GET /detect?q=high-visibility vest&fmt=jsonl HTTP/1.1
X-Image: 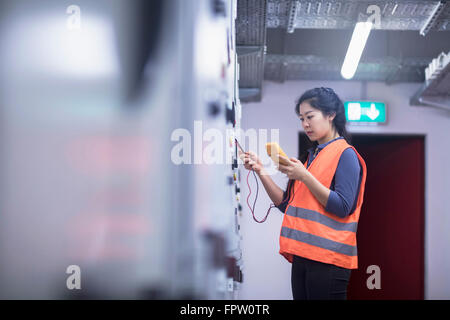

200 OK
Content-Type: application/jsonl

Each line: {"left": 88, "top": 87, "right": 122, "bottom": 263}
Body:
{"left": 279, "top": 138, "right": 367, "bottom": 269}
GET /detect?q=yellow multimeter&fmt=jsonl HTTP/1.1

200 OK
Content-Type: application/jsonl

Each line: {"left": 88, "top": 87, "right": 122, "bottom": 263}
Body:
{"left": 265, "top": 142, "right": 290, "bottom": 165}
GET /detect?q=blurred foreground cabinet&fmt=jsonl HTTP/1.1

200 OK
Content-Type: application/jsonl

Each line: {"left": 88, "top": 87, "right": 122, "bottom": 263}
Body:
{"left": 0, "top": 0, "right": 243, "bottom": 299}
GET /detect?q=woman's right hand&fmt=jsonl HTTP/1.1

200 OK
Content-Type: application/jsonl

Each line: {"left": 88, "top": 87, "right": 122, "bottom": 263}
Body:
{"left": 240, "top": 151, "right": 264, "bottom": 174}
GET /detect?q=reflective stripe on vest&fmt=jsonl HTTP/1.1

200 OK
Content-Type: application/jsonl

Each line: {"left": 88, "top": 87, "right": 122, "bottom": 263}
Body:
{"left": 281, "top": 226, "right": 357, "bottom": 256}
{"left": 285, "top": 206, "right": 358, "bottom": 233}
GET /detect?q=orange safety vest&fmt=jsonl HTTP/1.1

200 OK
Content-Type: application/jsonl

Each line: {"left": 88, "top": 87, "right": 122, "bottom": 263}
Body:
{"left": 279, "top": 138, "right": 367, "bottom": 269}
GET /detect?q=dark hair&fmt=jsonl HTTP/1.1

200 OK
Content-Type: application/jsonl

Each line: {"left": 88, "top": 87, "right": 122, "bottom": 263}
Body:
{"left": 281, "top": 87, "right": 351, "bottom": 208}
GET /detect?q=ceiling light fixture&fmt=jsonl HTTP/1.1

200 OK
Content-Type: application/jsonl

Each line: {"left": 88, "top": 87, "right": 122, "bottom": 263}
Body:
{"left": 340, "top": 21, "right": 373, "bottom": 80}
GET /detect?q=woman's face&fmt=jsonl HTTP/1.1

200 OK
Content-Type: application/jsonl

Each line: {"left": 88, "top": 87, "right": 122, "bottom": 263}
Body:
{"left": 299, "top": 101, "right": 336, "bottom": 143}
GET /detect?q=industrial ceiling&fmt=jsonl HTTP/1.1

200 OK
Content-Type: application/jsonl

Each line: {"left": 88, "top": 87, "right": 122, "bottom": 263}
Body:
{"left": 236, "top": 0, "right": 450, "bottom": 108}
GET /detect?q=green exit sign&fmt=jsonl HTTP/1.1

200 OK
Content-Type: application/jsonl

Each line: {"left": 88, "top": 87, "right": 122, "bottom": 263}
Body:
{"left": 344, "top": 101, "right": 387, "bottom": 123}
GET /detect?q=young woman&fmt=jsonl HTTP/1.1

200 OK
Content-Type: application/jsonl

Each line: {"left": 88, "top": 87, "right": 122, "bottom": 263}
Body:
{"left": 242, "top": 87, "right": 367, "bottom": 300}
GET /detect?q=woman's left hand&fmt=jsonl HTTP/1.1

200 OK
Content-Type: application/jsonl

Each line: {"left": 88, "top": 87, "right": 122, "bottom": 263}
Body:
{"left": 277, "top": 156, "right": 309, "bottom": 181}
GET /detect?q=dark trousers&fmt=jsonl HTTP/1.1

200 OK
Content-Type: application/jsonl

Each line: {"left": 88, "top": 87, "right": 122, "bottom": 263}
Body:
{"left": 291, "top": 255, "right": 352, "bottom": 300}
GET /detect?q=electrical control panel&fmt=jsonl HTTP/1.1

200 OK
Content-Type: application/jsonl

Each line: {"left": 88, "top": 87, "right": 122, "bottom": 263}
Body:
{"left": 0, "top": 0, "right": 244, "bottom": 299}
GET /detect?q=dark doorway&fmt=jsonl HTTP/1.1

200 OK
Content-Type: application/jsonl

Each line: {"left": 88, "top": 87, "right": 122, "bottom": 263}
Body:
{"left": 298, "top": 133, "right": 425, "bottom": 299}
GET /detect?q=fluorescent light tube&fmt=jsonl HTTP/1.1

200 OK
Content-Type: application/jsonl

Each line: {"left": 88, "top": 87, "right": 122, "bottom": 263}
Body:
{"left": 341, "top": 21, "right": 373, "bottom": 80}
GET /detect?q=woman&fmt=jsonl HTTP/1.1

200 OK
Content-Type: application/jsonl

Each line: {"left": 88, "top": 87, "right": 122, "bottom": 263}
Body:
{"left": 242, "top": 87, "right": 367, "bottom": 300}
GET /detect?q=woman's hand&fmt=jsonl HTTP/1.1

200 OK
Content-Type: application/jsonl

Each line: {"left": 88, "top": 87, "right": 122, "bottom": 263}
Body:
{"left": 240, "top": 151, "right": 264, "bottom": 175}
{"left": 277, "top": 156, "right": 309, "bottom": 181}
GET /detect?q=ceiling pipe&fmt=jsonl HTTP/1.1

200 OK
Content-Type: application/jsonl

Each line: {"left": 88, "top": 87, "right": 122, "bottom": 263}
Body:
{"left": 287, "top": 0, "right": 300, "bottom": 33}
{"left": 420, "top": 0, "right": 447, "bottom": 36}
{"left": 418, "top": 97, "right": 450, "bottom": 111}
